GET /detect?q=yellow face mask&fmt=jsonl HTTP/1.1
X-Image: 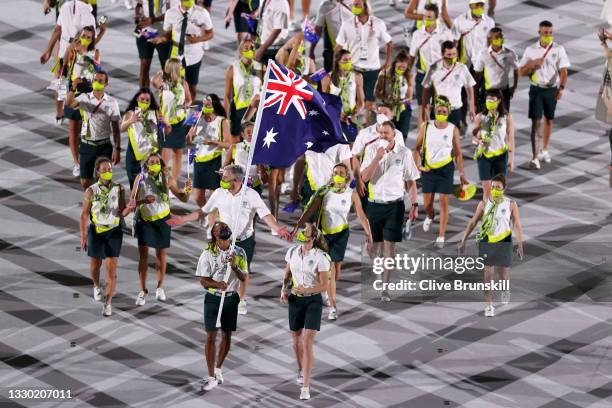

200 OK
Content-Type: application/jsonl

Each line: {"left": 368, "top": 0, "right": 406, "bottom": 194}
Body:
{"left": 297, "top": 231, "right": 311, "bottom": 243}
{"left": 332, "top": 174, "right": 346, "bottom": 185}
{"left": 491, "top": 187, "right": 504, "bottom": 202}
{"left": 99, "top": 171, "right": 112, "bottom": 181}
{"left": 339, "top": 61, "right": 352, "bottom": 72}
{"left": 351, "top": 6, "right": 363, "bottom": 16}
{"left": 540, "top": 34, "right": 553, "bottom": 46}
{"left": 148, "top": 163, "right": 161, "bottom": 174}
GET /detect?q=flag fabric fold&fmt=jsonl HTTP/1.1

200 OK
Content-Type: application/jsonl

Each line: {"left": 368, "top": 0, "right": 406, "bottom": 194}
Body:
{"left": 251, "top": 60, "right": 346, "bottom": 168}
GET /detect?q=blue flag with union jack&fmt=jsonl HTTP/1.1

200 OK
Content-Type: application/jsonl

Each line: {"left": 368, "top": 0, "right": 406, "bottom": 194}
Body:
{"left": 251, "top": 60, "right": 346, "bottom": 168}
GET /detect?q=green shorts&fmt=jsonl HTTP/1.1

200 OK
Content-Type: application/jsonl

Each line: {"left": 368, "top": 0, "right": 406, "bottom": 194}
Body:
{"left": 87, "top": 224, "right": 122, "bottom": 259}
{"left": 528, "top": 85, "right": 558, "bottom": 120}
{"left": 193, "top": 155, "right": 222, "bottom": 190}
{"left": 366, "top": 200, "right": 405, "bottom": 243}
{"left": 356, "top": 68, "right": 380, "bottom": 102}
{"left": 324, "top": 228, "right": 350, "bottom": 262}
{"left": 236, "top": 234, "right": 256, "bottom": 267}
{"left": 288, "top": 293, "right": 323, "bottom": 331}
{"left": 136, "top": 215, "right": 171, "bottom": 249}
{"left": 204, "top": 292, "right": 239, "bottom": 332}
{"left": 479, "top": 235, "right": 512, "bottom": 267}
{"left": 79, "top": 141, "right": 113, "bottom": 180}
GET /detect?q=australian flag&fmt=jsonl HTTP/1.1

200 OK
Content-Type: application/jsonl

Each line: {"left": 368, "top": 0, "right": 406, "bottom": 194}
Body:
{"left": 251, "top": 60, "right": 346, "bottom": 168}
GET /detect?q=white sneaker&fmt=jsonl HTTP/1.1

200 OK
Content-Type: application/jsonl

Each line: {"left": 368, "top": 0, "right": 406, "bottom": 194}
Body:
{"left": 300, "top": 387, "right": 311, "bottom": 400}
{"left": 539, "top": 150, "right": 551, "bottom": 163}
{"left": 102, "top": 303, "right": 112, "bottom": 317}
{"left": 484, "top": 304, "right": 495, "bottom": 317}
{"left": 215, "top": 368, "right": 223, "bottom": 385}
{"left": 135, "top": 290, "right": 146, "bottom": 306}
{"left": 238, "top": 299, "right": 247, "bottom": 315}
{"left": 328, "top": 308, "right": 337, "bottom": 320}
{"left": 529, "top": 158, "right": 541, "bottom": 169}
{"left": 93, "top": 286, "right": 103, "bottom": 302}
{"left": 423, "top": 217, "right": 433, "bottom": 232}
{"left": 296, "top": 370, "right": 304, "bottom": 385}
{"left": 201, "top": 377, "right": 218, "bottom": 391}
{"left": 435, "top": 236, "right": 445, "bottom": 248}
{"left": 156, "top": 287, "right": 167, "bottom": 302}
{"left": 72, "top": 164, "right": 80, "bottom": 177}
{"left": 380, "top": 290, "right": 391, "bottom": 302}
{"left": 501, "top": 290, "right": 510, "bottom": 305}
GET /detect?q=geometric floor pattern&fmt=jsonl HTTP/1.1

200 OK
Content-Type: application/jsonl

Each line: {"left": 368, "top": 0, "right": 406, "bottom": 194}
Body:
{"left": 1, "top": 0, "right": 612, "bottom": 406}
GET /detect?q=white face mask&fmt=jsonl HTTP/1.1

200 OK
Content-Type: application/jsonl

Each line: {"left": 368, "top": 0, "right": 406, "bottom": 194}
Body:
{"left": 376, "top": 113, "right": 389, "bottom": 125}
{"left": 377, "top": 139, "right": 390, "bottom": 150}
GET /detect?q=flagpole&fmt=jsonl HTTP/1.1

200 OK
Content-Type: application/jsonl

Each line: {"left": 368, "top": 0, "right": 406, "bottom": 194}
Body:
{"left": 215, "top": 59, "right": 273, "bottom": 328}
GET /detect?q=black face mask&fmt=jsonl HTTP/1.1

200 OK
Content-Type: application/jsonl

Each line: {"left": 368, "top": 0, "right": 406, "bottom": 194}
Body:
{"left": 217, "top": 225, "right": 232, "bottom": 240}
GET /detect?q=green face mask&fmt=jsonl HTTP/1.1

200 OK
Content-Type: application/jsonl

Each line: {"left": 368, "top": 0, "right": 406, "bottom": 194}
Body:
{"left": 99, "top": 171, "right": 112, "bottom": 181}
{"left": 137, "top": 101, "right": 150, "bottom": 111}
{"left": 351, "top": 6, "right": 363, "bottom": 16}
{"left": 297, "top": 231, "right": 311, "bottom": 243}
{"left": 491, "top": 187, "right": 504, "bottom": 201}
{"left": 242, "top": 49, "right": 254, "bottom": 60}
{"left": 485, "top": 100, "right": 499, "bottom": 111}
{"left": 220, "top": 180, "right": 232, "bottom": 190}
{"left": 92, "top": 80, "right": 105, "bottom": 92}
{"left": 202, "top": 106, "right": 214, "bottom": 115}
{"left": 491, "top": 38, "right": 504, "bottom": 47}
{"left": 424, "top": 19, "right": 435, "bottom": 28}
{"left": 332, "top": 174, "right": 346, "bottom": 185}
{"left": 339, "top": 61, "right": 353, "bottom": 71}
{"left": 80, "top": 37, "right": 92, "bottom": 47}
{"left": 148, "top": 163, "right": 161, "bottom": 174}
{"left": 540, "top": 35, "right": 553, "bottom": 46}
{"left": 444, "top": 57, "right": 457, "bottom": 65}
{"left": 395, "top": 67, "right": 406, "bottom": 76}
{"left": 182, "top": 0, "right": 194, "bottom": 8}
{"left": 471, "top": 7, "right": 484, "bottom": 17}
{"left": 435, "top": 114, "right": 448, "bottom": 122}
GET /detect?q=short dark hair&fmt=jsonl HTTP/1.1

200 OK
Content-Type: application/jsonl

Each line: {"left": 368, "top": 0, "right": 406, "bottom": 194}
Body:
{"left": 333, "top": 162, "right": 350, "bottom": 173}
{"left": 381, "top": 120, "right": 396, "bottom": 130}
{"left": 489, "top": 27, "right": 503, "bottom": 35}
{"left": 96, "top": 70, "right": 109, "bottom": 84}
{"left": 539, "top": 20, "right": 553, "bottom": 28}
{"left": 424, "top": 3, "right": 439, "bottom": 17}
{"left": 441, "top": 40, "right": 457, "bottom": 53}
{"left": 491, "top": 173, "right": 506, "bottom": 188}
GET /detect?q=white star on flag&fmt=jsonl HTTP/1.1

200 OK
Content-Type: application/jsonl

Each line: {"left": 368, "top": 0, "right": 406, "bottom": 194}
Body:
{"left": 308, "top": 110, "right": 319, "bottom": 116}
{"left": 322, "top": 130, "right": 329, "bottom": 136}
{"left": 262, "top": 128, "right": 278, "bottom": 148}
{"left": 305, "top": 141, "right": 313, "bottom": 148}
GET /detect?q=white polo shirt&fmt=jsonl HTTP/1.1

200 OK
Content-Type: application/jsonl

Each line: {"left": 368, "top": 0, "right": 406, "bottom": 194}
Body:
{"left": 202, "top": 186, "right": 271, "bottom": 240}
{"left": 336, "top": 16, "right": 392, "bottom": 71}
{"left": 57, "top": 0, "right": 96, "bottom": 57}
{"left": 195, "top": 244, "right": 248, "bottom": 293}
{"left": 163, "top": 4, "right": 213, "bottom": 66}
{"left": 473, "top": 45, "right": 519, "bottom": 90}
{"left": 360, "top": 141, "right": 420, "bottom": 202}
{"left": 409, "top": 25, "right": 454, "bottom": 74}
{"left": 314, "top": 0, "right": 353, "bottom": 48}
{"left": 304, "top": 144, "right": 352, "bottom": 191}
{"left": 76, "top": 92, "right": 121, "bottom": 142}
{"left": 258, "top": 0, "right": 290, "bottom": 48}
{"left": 285, "top": 246, "right": 331, "bottom": 289}
{"left": 422, "top": 60, "right": 476, "bottom": 109}
{"left": 451, "top": 12, "right": 495, "bottom": 68}
{"left": 519, "top": 41, "right": 570, "bottom": 87}
{"left": 351, "top": 123, "right": 405, "bottom": 158}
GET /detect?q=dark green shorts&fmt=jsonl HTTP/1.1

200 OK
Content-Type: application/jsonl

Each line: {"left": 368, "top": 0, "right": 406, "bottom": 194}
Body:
{"left": 236, "top": 234, "right": 256, "bottom": 267}
{"left": 136, "top": 35, "right": 171, "bottom": 65}
{"left": 204, "top": 292, "right": 239, "bottom": 332}
{"left": 421, "top": 161, "right": 455, "bottom": 194}
{"left": 125, "top": 143, "right": 141, "bottom": 190}
{"left": 160, "top": 123, "right": 187, "bottom": 149}
{"left": 288, "top": 293, "right": 323, "bottom": 331}
{"left": 136, "top": 215, "right": 171, "bottom": 249}
{"left": 64, "top": 106, "right": 82, "bottom": 121}
{"left": 230, "top": 106, "right": 248, "bottom": 136}
{"left": 184, "top": 60, "right": 202, "bottom": 86}
{"left": 415, "top": 71, "right": 427, "bottom": 106}
{"left": 79, "top": 141, "right": 113, "bottom": 180}
{"left": 87, "top": 224, "right": 122, "bottom": 259}
{"left": 366, "top": 200, "right": 405, "bottom": 243}
{"left": 528, "top": 85, "right": 557, "bottom": 120}
{"left": 324, "top": 228, "right": 350, "bottom": 262}
{"left": 477, "top": 152, "right": 507, "bottom": 181}
{"left": 357, "top": 68, "right": 380, "bottom": 102}
{"left": 193, "top": 155, "right": 222, "bottom": 190}
{"left": 479, "top": 235, "right": 512, "bottom": 267}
